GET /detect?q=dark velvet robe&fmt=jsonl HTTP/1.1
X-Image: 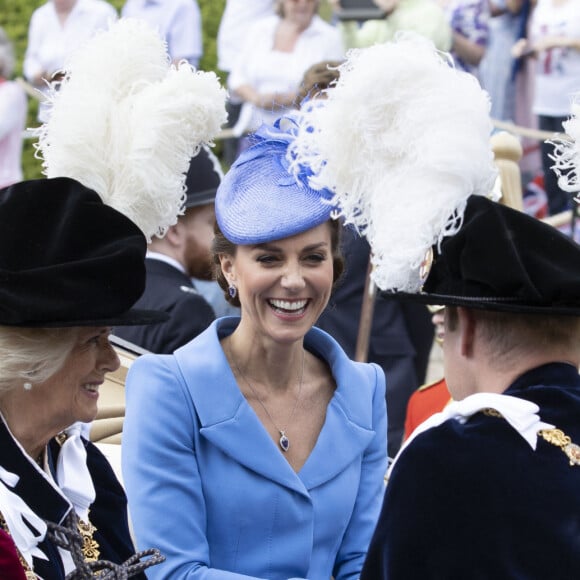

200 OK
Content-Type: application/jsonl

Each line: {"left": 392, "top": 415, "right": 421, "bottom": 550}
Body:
{"left": 0, "top": 420, "right": 145, "bottom": 579}
{"left": 361, "top": 363, "right": 580, "bottom": 579}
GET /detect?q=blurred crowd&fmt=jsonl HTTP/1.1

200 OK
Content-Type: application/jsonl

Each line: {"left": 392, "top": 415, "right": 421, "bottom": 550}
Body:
{"left": 3, "top": 0, "right": 579, "bottom": 209}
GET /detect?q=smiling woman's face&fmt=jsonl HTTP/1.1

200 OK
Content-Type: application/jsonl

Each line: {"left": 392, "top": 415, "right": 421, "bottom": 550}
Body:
{"left": 220, "top": 222, "right": 334, "bottom": 346}
{"left": 53, "top": 0, "right": 78, "bottom": 13}
{"left": 280, "top": 0, "right": 319, "bottom": 26}
{"left": 29, "top": 327, "right": 120, "bottom": 432}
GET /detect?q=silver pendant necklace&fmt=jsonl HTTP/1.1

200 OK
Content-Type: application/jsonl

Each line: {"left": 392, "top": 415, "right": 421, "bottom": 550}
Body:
{"left": 228, "top": 344, "right": 305, "bottom": 452}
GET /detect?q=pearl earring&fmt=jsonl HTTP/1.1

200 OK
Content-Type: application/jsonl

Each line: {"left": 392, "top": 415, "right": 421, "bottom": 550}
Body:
{"left": 23, "top": 382, "right": 32, "bottom": 391}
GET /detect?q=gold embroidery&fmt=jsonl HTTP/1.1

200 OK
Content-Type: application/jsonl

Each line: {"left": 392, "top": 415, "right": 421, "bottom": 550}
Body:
{"left": 482, "top": 409, "right": 580, "bottom": 467}
{"left": 55, "top": 432, "right": 68, "bottom": 446}
{"left": 77, "top": 515, "right": 100, "bottom": 562}
{"left": 0, "top": 501, "right": 101, "bottom": 575}
{"left": 419, "top": 247, "right": 434, "bottom": 287}
{"left": 482, "top": 408, "right": 502, "bottom": 418}
{"left": 538, "top": 429, "right": 580, "bottom": 466}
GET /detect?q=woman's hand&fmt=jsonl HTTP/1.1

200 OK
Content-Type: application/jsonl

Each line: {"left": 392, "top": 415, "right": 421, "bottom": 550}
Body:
{"left": 512, "top": 36, "right": 580, "bottom": 59}
{"left": 534, "top": 35, "right": 580, "bottom": 52}
{"left": 241, "top": 88, "right": 298, "bottom": 110}
{"left": 255, "top": 91, "right": 298, "bottom": 110}
{"left": 511, "top": 38, "right": 533, "bottom": 59}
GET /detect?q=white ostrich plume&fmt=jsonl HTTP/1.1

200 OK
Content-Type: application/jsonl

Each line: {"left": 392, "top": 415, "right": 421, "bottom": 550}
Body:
{"left": 34, "top": 18, "right": 228, "bottom": 240}
{"left": 550, "top": 100, "right": 580, "bottom": 197}
{"left": 289, "top": 34, "right": 497, "bottom": 292}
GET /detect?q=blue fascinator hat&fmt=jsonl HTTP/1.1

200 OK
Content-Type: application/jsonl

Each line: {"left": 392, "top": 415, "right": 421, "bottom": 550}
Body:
{"left": 215, "top": 116, "right": 336, "bottom": 244}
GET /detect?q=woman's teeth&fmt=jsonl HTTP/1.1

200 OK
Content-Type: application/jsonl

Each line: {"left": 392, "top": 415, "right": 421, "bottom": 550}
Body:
{"left": 83, "top": 384, "right": 99, "bottom": 393}
{"left": 269, "top": 299, "right": 307, "bottom": 312}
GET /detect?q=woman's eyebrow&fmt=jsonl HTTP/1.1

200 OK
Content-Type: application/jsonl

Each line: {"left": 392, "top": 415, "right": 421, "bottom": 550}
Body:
{"left": 251, "top": 241, "right": 329, "bottom": 252}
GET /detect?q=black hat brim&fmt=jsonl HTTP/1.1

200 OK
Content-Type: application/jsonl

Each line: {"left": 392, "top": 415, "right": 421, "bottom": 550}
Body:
{"left": 380, "top": 197, "right": 580, "bottom": 316}
{"left": 10, "top": 308, "right": 169, "bottom": 328}
{"left": 184, "top": 188, "right": 216, "bottom": 209}
{"left": 384, "top": 290, "right": 580, "bottom": 316}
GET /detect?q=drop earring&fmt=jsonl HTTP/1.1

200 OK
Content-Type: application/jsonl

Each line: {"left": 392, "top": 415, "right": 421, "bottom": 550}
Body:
{"left": 228, "top": 284, "right": 237, "bottom": 299}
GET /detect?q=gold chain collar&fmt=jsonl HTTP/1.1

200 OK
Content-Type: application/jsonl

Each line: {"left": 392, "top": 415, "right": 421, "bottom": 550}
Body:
{"left": 482, "top": 408, "right": 580, "bottom": 466}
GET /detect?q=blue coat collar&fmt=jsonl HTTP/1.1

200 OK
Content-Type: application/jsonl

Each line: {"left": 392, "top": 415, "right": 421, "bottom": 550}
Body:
{"left": 174, "top": 317, "right": 377, "bottom": 494}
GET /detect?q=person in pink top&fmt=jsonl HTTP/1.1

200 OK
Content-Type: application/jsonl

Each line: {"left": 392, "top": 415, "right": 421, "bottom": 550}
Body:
{"left": 0, "top": 29, "right": 27, "bottom": 190}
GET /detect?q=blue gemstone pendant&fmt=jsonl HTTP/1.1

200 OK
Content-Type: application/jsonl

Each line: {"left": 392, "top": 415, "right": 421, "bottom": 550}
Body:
{"left": 279, "top": 431, "right": 290, "bottom": 452}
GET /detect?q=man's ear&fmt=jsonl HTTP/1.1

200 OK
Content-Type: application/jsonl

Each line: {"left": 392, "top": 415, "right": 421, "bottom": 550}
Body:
{"left": 457, "top": 307, "right": 477, "bottom": 358}
{"left": 164, "top": 223, "right": 183, "bottom": 246}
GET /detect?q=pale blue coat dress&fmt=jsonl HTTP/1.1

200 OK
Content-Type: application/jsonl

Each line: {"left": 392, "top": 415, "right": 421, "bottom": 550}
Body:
{"left": 122, "top": 317, "right": 388, "bottom": 579}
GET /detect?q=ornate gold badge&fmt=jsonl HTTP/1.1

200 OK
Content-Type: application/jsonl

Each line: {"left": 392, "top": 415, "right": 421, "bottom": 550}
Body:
{"left": 419, "top": 247, "right": 434, "bottom": 285}
{"left": 538, "top": 429, "right": 580, "bottom": 466}
{"left": 78, "top": 517, "right": 100, "bottom": 562}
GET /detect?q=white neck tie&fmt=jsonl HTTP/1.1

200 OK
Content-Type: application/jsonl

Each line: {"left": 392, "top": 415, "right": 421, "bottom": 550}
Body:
{"left": 56, "top": 422, "right": 96, "bottom": 521}
{"left": 390, "top": 393, "right": 555, "bottom": 475}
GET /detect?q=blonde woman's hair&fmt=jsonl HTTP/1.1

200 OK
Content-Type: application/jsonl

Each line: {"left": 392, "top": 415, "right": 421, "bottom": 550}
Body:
{"left": 0, "top": 327, "right": 81, "bottom": 393}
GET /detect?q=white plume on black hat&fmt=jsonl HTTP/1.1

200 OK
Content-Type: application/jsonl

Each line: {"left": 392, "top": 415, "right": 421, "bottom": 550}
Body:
{"left": 289, "top": 34, "right": 498, "bottom": 293}
{"left": 551, "top": 100, "right": 580, "bottom": 196}
{"left": 34, "top": 18, "right": 228, "bottom": 241}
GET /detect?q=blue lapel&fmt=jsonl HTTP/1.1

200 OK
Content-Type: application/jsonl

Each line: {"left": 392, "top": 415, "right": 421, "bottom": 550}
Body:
{"left": 299, "top": 330, "right": 377, "bottom": 488}
{"left": 174, "top": 318, "right": 378, "bottom": 495}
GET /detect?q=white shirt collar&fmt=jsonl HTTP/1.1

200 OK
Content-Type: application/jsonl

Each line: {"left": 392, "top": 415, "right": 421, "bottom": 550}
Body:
{"left": 146, "top": 251, "right": 187, "bottom": 276}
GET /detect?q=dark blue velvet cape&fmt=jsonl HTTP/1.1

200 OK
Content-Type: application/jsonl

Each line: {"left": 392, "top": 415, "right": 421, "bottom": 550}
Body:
{"left": 361, "top": 363, "right": 580, "bottom": 579}
{"left": 0, "top": 420, "right": 143, "bottom": 579}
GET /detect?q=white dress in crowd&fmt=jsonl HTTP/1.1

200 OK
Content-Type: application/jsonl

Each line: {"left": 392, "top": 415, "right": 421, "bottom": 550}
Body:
{"left": 228, "top": 15, "right": 345, "bottom": 137}
{"left": 529, "top": 0, "right": 580, "bottom": 119}
{"left": 24, "top": 0, "right": 117, "bottom": 122}
{"left": 122, "top": 0, "right": 203, "bottom": 66}
{"left": 216, "top": 0, "right": 275, "bottom": 74}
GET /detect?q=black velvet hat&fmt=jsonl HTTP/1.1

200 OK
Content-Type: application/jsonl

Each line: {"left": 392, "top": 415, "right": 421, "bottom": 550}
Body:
{"left": 390, "top": 196, "right": 580, "bottom": 315}
{"left": 183, "top": 147, "right": 222, "bottom": 209}
{"left": 0, "top": 177, "right": 168, "bottom": 327}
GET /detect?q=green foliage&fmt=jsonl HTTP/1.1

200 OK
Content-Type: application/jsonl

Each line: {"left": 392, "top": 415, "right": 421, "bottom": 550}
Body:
{"left": 1, "top": 0, "right": 45, "bottom": 179}
{"left": 0, "top": 0, "right": 226, "bottom": 179}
